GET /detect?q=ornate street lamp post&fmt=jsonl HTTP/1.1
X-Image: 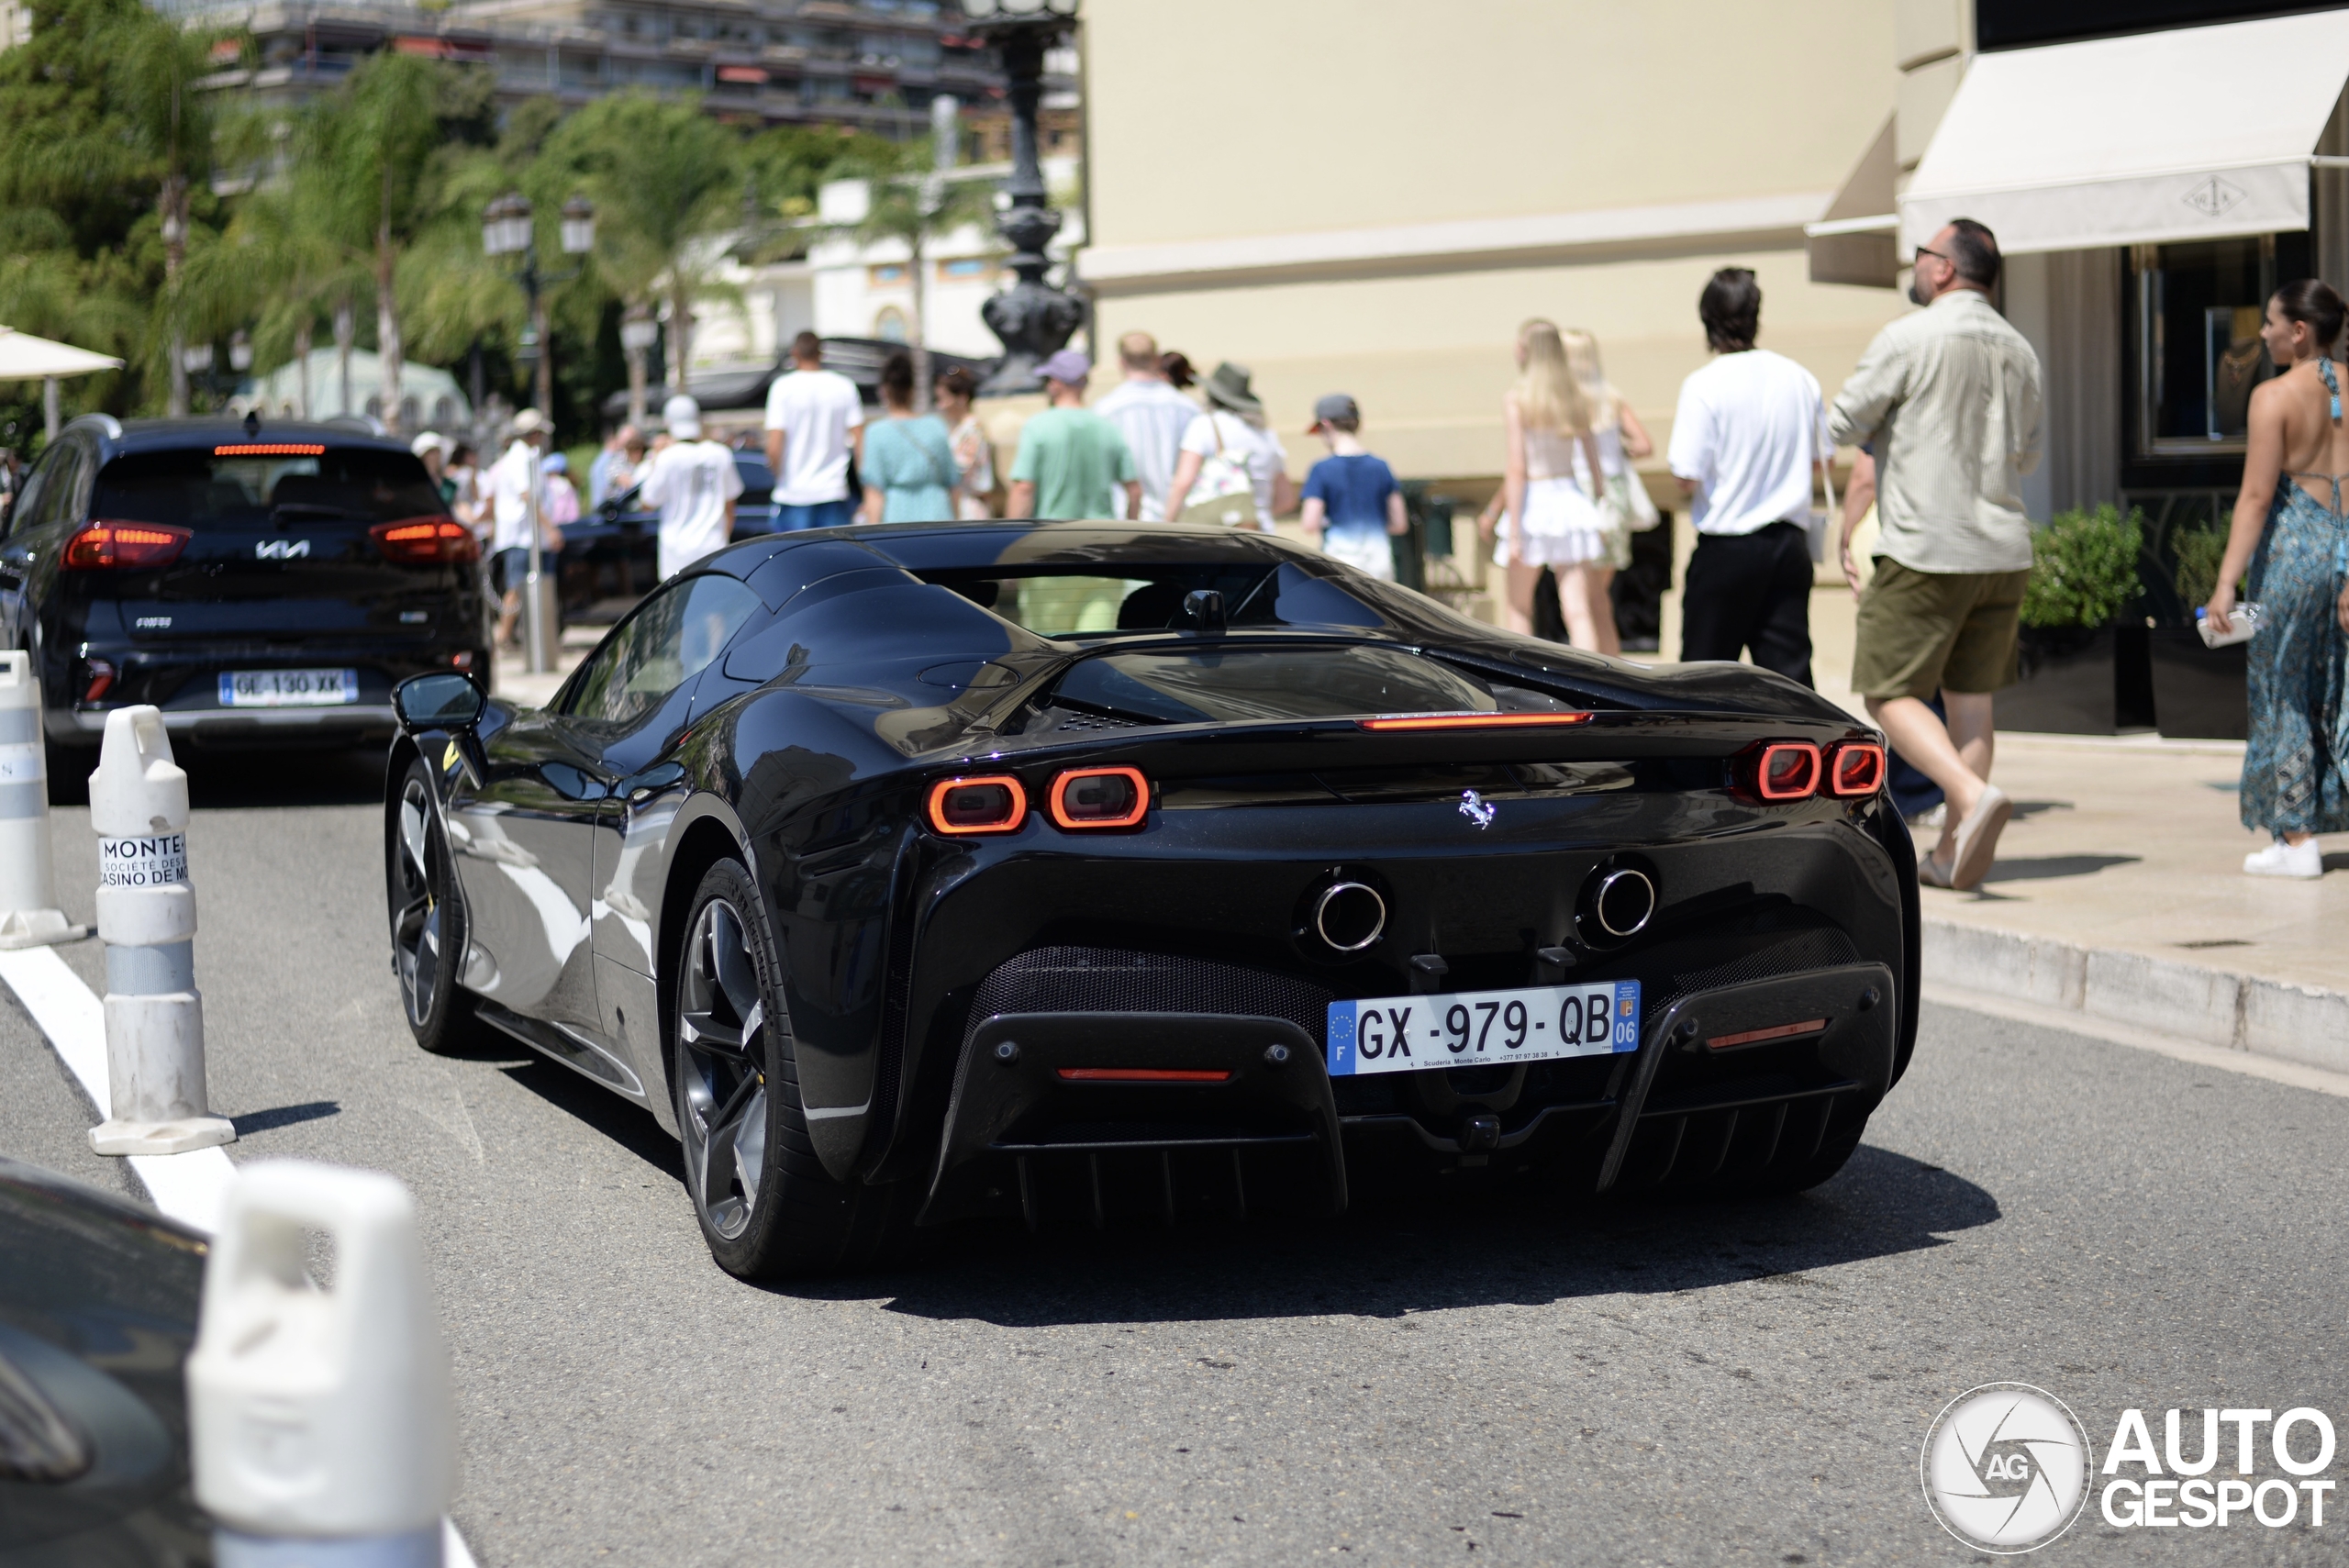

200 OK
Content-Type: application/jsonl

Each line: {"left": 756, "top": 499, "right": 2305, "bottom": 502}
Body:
{"left": 963, "top": 0, "right": 1084, "bottom": 396}
{"left": 482, "top": 191, "right": 596, "bottom": 674}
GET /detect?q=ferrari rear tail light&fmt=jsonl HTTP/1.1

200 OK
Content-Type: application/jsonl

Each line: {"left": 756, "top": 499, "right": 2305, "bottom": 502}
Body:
{"left": 1826, "top": 740, "right": 1886, "bottom": 798}
{"left": 1743, "top": 740, "right": 1821, "bottom": 801}
{"left": 1048, "top": 765, "right": 1149, "bottom": 829}
{"left": 926, "top": 774, "right": 1027, "bottom": 835}
{"left": 372, "top": 517, "right": 480, "bottom": 565}
{"left": 1359, "top": 711, "right": 1593, "bottom": 731}
{"left": 63, "top": 522, "right": 191, "bottom": 570}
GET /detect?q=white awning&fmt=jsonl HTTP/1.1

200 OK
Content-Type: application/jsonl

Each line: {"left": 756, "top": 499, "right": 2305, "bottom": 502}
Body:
{"left": 1901, "top": 10, "right": 2349, "bottom": 256}
{"left": 0, "top": 327, "right": 121, "bottom": 381}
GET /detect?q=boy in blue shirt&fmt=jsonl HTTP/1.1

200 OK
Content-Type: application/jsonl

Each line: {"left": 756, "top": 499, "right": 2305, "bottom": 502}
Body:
{"left": 1299, "top": 394, "right": 1407, "bottom": 580}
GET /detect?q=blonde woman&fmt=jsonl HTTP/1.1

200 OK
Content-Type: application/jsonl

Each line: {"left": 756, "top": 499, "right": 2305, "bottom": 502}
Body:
{"left": 1491, "top": 319, "right": 1614, "bottom": 652}
{"left": 1560, "top": 328, "right": 1657, "bottom": 567}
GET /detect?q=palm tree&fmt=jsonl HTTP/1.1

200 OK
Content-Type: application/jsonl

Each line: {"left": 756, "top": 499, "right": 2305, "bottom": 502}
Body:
{"left": 832, "top": 139, "right": 994, "bottom": 412}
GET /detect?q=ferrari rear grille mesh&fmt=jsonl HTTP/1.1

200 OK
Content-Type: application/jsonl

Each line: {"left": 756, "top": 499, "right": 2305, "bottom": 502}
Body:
{"left": 967, "top": 947, "right": 1332, "bottom": 1048}
{"left": 1055, "top": 712, "right": 1140, "bottom": 731}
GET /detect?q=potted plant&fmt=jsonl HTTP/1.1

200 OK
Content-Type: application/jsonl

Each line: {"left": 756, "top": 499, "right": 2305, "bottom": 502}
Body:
{"left": 2000, "top": 505, "right": 2145, "bottom": 734}
{"left": 2146, "top": 521, "right": 2248, "bottom": 740}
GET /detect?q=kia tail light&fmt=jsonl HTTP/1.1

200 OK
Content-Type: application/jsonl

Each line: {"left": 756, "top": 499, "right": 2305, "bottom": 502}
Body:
{"left": 372, "top": 517, "right": 480, "bottom": 565}
{"left": 925, "top": 775, "right": 1027, "bottom": 835}
{"left": 1826, "top": 740, "right": 1887, "bottom": 798}
{"left": 63, "top": 522, "right": 191, "bottom": 570}
{"left": 1048, "top": 765, "right": 1149, "bottom": 829}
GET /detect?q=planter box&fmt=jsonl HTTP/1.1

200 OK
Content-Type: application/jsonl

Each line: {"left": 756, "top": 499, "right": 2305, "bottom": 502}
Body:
{"left": 2000, "top": 625, "right": 2118, "bottom": 734}
{"left": 2149, "top": 628, "right": 2248, "bottom": 740}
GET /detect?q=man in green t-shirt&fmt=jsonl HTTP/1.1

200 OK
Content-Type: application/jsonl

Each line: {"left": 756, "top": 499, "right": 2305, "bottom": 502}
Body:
{"left": 1007, "top": 350, "right": 1142, "bottom": 520}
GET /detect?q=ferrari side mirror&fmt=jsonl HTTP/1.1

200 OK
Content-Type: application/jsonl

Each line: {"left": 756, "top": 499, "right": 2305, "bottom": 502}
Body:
{"left": 393, "top": 671, "right": 485, "bottom": 730}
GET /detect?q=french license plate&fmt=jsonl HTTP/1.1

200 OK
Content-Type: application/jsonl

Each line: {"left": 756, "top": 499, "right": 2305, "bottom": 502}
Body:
{"left": 217, "top": 669, "right": 359, "bottom": 707}
{"left": 1327, "top": 979, "right": 1642, "bottom": 1077}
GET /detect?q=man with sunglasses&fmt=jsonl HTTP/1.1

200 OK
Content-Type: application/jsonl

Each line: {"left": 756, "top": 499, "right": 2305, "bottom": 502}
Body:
{"left": 1828, "top": 218, "right": 2043, "bottom": 891}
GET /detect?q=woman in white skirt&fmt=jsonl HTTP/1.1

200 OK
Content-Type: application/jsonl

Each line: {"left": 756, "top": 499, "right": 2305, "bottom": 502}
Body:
{"left": 1495, "top": 319, "right": 1616, "bottom": 652}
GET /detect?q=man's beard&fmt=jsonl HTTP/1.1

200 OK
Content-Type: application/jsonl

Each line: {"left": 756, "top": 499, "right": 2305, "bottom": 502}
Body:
{"left": 1908, "top": 276, "right": 1929, "bottom": 306}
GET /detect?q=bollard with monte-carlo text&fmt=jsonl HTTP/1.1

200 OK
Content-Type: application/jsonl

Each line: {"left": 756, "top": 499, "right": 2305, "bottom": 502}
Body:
{"left": 187, "top": 1162, "right": 456, "bottom": 1568}
{"left": 0, "top": 650, "right": 87, "bottom": 949}
{"left": 86, "top": 705, "right": 236, "bottom": 1156}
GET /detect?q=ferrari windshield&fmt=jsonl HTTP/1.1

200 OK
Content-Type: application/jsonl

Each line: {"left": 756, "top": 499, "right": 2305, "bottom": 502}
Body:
{"left": 919, "top": 560, "right": 1386, "bottom": 638}
{"left": 1041, "top": 646, "right": 1585, "bottom": 726}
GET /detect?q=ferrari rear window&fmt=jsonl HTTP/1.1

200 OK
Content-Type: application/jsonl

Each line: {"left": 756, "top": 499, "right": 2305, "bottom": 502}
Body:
{"left": 919, "top": 561, "right": 1386, "bottom": 638}
{"left": 1041, "top": 646, "right": 1585, "bottom": 727}
{"left": 94, "top": 448, "right": 445, "bottom": 528}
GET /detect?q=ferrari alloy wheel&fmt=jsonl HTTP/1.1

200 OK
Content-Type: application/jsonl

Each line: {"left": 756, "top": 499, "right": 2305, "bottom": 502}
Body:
{"left": 677, "top": 893, "right": 771, "bottom": 1242}
{"left": 385, "top": 756, "right": 480, "bottom": 1054}
{"left": 671, "top": 859, "right": 918, "bottom": 1278}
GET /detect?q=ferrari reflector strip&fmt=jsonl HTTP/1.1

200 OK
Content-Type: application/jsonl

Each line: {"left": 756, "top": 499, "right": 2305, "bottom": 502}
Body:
{"left": 1706, "top": 1018, "right": 1827, "bottom": 1051}
{"left": 1054, "top": 1068, "right": 1232, "bottom": 1083}
{"left": 213, "top": 443, "right": 327, "bottom": 456}
{"left": 1358, "top": 711, "right": 1594, "bottom": 731}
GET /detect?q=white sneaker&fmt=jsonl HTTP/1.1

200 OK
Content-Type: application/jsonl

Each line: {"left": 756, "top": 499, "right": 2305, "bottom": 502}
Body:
{"left": 2243, "top": 839, "right": 2323, "bottom": 879}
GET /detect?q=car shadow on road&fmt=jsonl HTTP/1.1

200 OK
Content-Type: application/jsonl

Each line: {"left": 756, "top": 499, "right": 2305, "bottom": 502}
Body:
{"left": 48, "top": 744, "right": 391, "bottom": 809}
{"left": 781, "top": 1144, "right": 1998, "bottom": 1326}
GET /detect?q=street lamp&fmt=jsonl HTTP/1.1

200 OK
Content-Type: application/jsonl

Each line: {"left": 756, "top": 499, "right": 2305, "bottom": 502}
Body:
{"left": 619, "top": 306, "right": 659, "bottom": 428}
{"left": 964, "top": 0, "right": 1085, "bottom": 395}
{"left": 482, "top": 189, "right": 596, "bottom": 674}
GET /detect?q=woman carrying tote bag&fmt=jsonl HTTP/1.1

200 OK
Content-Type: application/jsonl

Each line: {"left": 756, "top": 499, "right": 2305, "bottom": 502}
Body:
{"left": 1163, "top": 361, "right": 1296, "bottom": 529}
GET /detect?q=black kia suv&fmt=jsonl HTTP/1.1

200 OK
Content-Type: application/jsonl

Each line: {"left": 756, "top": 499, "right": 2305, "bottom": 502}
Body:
{"left": 0, "top": 415, "right": 488, "bottom": 764}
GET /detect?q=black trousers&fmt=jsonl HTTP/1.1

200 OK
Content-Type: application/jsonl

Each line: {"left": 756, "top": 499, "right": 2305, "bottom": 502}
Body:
{"left": 1679, "top": 520, "right": 1814, "bottom": 688}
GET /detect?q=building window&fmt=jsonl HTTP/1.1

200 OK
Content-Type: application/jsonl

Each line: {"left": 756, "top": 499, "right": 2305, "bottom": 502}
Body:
{"left": 936, "top": 256, "right": 990, "bottom": 283}
{"left": 868, "top": 262, "right": 908, "bottom": 287}
{"left": 874, "top": 306, "right": 908, "bottom": 342}
{"left": 2130, "top": 232, "right": 2310, "bottom": 457}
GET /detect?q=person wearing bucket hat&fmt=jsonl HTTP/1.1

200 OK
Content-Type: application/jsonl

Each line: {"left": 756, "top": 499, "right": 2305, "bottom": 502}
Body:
{"left": 640, "top": 393, "right": 743, "bottom": 577}
{"left": 1007, "top": 350, "right": 1141, "bottom": 519}
{"left": 1164, "top": 361, "right": 1295, "bottom": 529}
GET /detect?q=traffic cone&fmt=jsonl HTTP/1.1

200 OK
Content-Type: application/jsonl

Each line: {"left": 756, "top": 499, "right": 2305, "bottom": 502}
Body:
{"left": 0, "top": 650, "right": 85, "bottom": 949}
{"left": 86, "top": 705, "right": 234, "bottom": 1156}
{"left": 187, "top": 1161, "right": 456, "bottom": 1567}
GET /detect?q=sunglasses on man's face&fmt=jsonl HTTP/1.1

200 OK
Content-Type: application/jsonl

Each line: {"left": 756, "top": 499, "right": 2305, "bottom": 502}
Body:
{"left": 1914, "top": 246, "right": 1951, "bottom": 265}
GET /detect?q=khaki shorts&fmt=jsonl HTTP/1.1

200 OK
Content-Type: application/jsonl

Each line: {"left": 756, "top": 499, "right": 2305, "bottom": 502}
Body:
{"left": 1852, "top": 559, "right": 2032, "bottom": 701}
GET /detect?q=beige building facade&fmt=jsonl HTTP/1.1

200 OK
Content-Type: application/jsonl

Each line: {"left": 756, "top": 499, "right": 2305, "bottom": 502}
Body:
{"left": 1076, "top": 0, "right": 1906, "bottom": 492}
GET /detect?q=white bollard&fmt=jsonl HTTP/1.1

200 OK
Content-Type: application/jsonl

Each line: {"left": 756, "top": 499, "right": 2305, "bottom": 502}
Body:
{"left": 188, "top": 1161, "right": 456, "bottom": 1568}
{"left": 86, "top": 705, "right": 235, "bottom": 1155}
{"left": 0, "top": 650, "right": 86, "bottom": 949}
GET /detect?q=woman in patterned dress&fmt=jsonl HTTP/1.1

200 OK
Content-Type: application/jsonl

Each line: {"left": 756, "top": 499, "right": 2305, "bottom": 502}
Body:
{"left": 2206, "top": 279, "right": 2349, "bottom": 878}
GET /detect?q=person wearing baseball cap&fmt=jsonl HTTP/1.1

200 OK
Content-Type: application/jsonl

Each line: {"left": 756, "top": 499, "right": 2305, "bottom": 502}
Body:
{"left": 639, "top": 393, "right": 744, "bottom": 578}
{"left": 488, "top": 409, "right": 559, "bottom": 648}
{"left": 1007, "top": 349, "right": 1141, "bottom": 520}
{"left": 1300, "top": 394, "right": 1407, "bottom": 579}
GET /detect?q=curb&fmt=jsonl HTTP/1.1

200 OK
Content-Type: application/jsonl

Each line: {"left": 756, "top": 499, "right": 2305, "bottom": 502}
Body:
{"left": 1921, "top": 917, "right": 2349, "bottom": 1076}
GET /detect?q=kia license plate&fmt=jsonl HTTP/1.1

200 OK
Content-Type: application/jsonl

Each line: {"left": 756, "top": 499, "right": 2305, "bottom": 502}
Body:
{"left": 1327, "top": 979, "right": 1641, "bottom": 1077}
{"left": 217, "top": 669, "right": 359, "bottom": 707}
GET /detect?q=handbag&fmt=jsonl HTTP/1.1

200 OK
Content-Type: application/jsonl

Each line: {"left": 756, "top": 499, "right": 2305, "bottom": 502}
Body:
{"left": 1177, "top": 412, "right": 1263, "bottom": 529}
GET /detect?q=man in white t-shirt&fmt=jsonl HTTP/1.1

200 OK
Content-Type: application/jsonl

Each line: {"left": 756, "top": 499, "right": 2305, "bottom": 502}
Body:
{"left": 640, "top": 395, "right": 744, "bottom": 579}
{"left": 762, "top": 331, "right": 865, "bottom": 530}
{"left": 488, "top": 408, "right": 560, "bottom": 649}
{"left": 1666, "top": 268, "right": 1830, "bottom": 687}
{"left": 1092, "top": 329, "right": 1199, "bottom": 521}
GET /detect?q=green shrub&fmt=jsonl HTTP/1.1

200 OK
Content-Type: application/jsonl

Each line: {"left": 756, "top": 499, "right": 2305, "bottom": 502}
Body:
{"left": 2021, "top": 505, "right": 2146, "bottom": 628}
{"left": 2168, "top": 524, "right": 2239, "bottom": 610}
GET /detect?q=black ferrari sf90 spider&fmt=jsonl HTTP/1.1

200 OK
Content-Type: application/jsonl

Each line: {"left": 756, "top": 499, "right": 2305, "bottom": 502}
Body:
{"left": 384, "top": 521, "right": 1917, "bottom": 1278}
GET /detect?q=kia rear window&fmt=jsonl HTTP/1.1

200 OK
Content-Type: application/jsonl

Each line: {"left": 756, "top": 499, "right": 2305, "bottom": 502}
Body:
{"left": 94, "top": 448, "right": 446, "bottom": 528}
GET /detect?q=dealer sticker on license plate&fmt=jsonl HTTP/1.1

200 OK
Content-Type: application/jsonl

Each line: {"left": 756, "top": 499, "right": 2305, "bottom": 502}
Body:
{"left": 1327, "top": 979, "right": 1642, "bottom": 1077}
{"left": 217, "top": 669, "right": 359, "bottom": 707}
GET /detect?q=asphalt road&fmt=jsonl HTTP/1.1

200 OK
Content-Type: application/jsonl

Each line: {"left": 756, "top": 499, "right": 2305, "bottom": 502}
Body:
{"left": 6, "top": 749, "right": 2345, "bottom": 1565}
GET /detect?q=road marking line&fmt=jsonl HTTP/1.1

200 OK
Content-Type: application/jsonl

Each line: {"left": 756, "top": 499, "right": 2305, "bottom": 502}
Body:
{"left": 0, "top": 943, "right": 483, "bottom": 1568}
{"left": 1925, "top": 981, "right": 2349, "bottom": 1100}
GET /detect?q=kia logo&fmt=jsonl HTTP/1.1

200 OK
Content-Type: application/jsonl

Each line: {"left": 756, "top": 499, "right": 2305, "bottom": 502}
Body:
{"left": 254, "top": 539, "right": 310, "bottom": 560}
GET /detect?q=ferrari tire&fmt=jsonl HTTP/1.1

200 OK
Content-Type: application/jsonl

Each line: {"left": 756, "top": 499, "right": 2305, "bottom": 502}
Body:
{"left": 673, "top": 858, "right": 915, "bottom": 1279}
{"left": 386, "top": 755, "right": 485, "bottom": 1054}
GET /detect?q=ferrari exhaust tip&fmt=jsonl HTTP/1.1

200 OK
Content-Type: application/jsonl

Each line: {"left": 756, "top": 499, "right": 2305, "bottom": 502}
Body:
{"left": 1587, "top": 867, "right": 1656, "bottom": 940}
{"left": 1313, "top": 881, "right": 1386, "bottom": 953}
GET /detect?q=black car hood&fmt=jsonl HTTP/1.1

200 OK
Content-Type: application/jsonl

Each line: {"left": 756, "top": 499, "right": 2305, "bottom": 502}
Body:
{"left": 0, "top": 1159, "right": 208, "bottom": 1567}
